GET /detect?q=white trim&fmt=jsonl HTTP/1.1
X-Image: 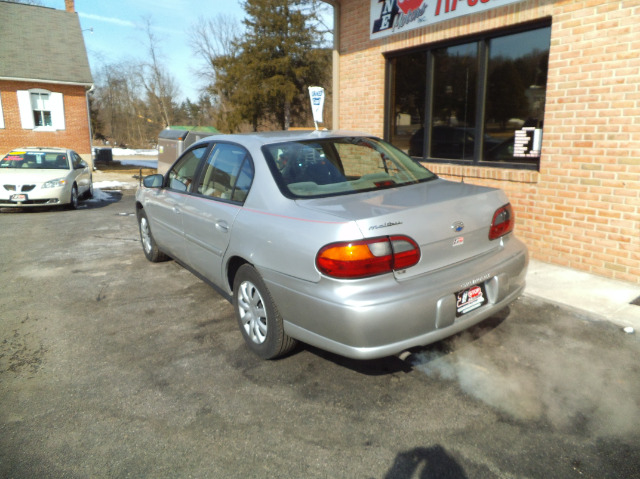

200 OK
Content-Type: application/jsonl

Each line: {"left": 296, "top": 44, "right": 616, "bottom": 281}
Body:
{"left": 0, "top": 92, "right": 4, "bottom": 129}
{"left": 0, "top": 76, "right": 93, "bottom": 88}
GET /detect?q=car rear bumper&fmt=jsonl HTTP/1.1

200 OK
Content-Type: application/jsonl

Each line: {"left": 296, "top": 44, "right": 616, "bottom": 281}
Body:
{"left": 262, "top": 236, "right": 528, "bottom": 360}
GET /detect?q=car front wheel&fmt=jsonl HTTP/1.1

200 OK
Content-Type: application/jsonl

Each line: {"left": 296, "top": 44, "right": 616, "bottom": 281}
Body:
{"left": 233, "top": 264, "right": 297, "bottom": 359}
{"left": 137, "top": 209, "right": 168, "bottom": 262}
{"left": 67, "top": 185, "right": 79, "bottom": 210}
{"left": 85, "top": 181, "right": 94, "bottom": 199}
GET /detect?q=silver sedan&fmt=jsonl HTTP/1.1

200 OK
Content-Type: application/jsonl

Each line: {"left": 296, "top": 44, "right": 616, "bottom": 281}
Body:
{"left": 135, "top": 130, "right": 528, "bottom": 360}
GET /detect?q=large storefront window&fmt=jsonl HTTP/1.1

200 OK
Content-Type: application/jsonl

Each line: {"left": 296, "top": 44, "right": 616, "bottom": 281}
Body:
{"left": 431, "top": 42, "right": 478, "bottom": 160}
{"left": 388, "top": 23, "right": 551, "bottom": 169}
{"left": 390, "top": 52, "right": 426, "bottom": 154}
{"left": 484, "top": 28, "right": 550, "bottom": 164}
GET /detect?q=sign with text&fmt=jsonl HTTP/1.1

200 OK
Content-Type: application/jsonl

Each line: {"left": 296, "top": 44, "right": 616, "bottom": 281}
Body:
{"left": 513, "top": 127, "right": 542, "bottom": 158}
{"left": 371, "top": 0, "right": 527, "bottom": 40}
{"left": 308, "top": 86, "right": 325, "bottom": 127}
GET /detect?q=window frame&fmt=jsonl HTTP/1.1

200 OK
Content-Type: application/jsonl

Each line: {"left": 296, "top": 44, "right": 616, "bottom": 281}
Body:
{"left": 17, "top": 88, "right": 66, "bottom": 131}
{"left": 384, "top": 19, "right": 551, "bottom": 171}
{"left": 31, "top": 91, "right": 53, "bottom": 127}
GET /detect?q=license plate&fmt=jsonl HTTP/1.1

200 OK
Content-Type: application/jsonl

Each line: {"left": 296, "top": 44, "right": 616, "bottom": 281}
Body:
{"left": 10, "top": 194, "right": 27, "bottom": 202}
{"left": 456, "top": 284, "right": 487, "bottom": 316}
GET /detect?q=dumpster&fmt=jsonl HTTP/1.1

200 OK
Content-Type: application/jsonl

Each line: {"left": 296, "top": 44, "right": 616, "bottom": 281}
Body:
{"left": 157, "top": 126, "right": 219, "bottom": 174}
{"left": 93, "top": 147, "right": 113, "bottom": 164}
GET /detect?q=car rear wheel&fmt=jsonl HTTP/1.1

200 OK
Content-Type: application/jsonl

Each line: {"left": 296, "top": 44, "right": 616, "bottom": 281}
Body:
{"left": 233, "top": 264, "right": 297, "bottom": 359}
{"left": 137, "top": 209, "right": 168, "bottom": 262}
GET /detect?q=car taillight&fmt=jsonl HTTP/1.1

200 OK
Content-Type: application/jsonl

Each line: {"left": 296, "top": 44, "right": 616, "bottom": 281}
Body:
{"left": 489, "top": 203, "right": 514, "bottom": 240}
{"left": 316, "top": 235, "right": 420, "bottom": 279}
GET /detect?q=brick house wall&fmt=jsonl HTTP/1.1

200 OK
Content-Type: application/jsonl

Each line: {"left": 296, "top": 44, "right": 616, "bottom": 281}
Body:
{"left": 0, "top": 81, "right": 92, "bottom": 164}
{"left": 335, "top": 0, "right": 640, "bottom": 284}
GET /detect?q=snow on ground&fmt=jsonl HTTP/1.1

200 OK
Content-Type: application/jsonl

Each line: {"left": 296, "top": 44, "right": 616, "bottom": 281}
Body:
{"left": 111, "top": 148, "right": 158, "bottom": 157}
{"left": 93, "top": 181, "right": 135, "bottom": 190}
{"left": 85, "top": 188, "right": 117, "bottom": 202}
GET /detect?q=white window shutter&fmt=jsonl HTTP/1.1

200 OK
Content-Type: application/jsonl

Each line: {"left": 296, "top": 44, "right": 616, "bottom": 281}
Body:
{"left": 51, "top": 92, "right": 65, "bottom": 130}
{"left": 17, "top": 90, "right": 34, "bottom": 129}
{"left": 0, "top": 93, "right": 4, "bottom": 129}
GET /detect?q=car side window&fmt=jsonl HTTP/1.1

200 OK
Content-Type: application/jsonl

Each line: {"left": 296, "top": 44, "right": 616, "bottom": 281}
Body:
{"left": 167, "top": 146, "right": 208, "bottom": 192}
{"left": 232, "top": 158, "right": 254, "bottom": 203}
{"left": 196, "top": 143, "right": 253, "bottom": 202}
{"left": 72, "top": 152, "right": 84, "bottom": 169}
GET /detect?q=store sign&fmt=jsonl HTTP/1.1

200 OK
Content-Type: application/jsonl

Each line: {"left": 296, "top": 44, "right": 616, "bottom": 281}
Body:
{"left": 371, "top": 0, "right": 527, "bottom": 40}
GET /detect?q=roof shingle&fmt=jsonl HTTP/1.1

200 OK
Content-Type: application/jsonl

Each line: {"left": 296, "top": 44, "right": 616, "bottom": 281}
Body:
{"left": 0, "top": 1, "right": 93, "bottom": 86}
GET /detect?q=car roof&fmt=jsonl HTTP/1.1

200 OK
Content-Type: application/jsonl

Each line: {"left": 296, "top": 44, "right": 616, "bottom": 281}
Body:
{"left": 193, "top": 129, "right": 373, "bottom": 150}
{"left": 12, "top": 147, "right": 68, "bottom": 152}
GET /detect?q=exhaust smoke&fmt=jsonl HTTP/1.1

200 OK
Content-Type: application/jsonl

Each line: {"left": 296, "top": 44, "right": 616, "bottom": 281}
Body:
{"left": 407, "top": 317, "right": 640, "bottom": 437}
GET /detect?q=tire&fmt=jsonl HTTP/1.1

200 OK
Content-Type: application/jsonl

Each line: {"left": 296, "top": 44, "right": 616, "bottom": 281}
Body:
{"left": 67, "top": 185, "right": 79, "bottom": 210}
{"left": 137, "top": 209, "right": 168, "bottom": 262}
{"left": 233, "top": 264, "right": 297, "bottom": 359}
{"left": 84, "top": 181, "right": 94, "bottom": 199}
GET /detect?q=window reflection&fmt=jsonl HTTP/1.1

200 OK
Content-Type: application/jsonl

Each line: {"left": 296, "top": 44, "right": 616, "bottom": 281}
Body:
{"left": 430, "top": 43, "right": 478, "bottom": 160}
{"left": 390, "top": 52, "right": 426, "bottom": 155}
{"left": 483, "top": 27, "right": 550, "bottom": 163}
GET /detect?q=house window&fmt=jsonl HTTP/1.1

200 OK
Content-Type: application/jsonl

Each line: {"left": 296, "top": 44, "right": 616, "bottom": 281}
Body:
{"left": 387, "top": 22, "right": 551, "bottom": 170}
{"left": 16, "top": 89, "right": 65, "bottom": 130}
{"left": 31, "top": 92, "right": 53, "bottom": 127}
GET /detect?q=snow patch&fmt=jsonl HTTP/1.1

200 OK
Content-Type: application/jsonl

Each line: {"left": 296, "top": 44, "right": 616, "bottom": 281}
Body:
{"left": 111, "top": 148, "right": 158, "bottom": 157}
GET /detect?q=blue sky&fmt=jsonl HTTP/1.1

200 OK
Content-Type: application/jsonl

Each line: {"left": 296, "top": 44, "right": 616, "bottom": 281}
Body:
{"left": 39, "top": 0, "right": 248, "bottom": 101}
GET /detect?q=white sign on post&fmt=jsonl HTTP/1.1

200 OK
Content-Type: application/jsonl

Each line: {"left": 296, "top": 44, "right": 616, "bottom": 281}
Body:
{"left": 308, "top": 86, "right": 325, "bottom": 129}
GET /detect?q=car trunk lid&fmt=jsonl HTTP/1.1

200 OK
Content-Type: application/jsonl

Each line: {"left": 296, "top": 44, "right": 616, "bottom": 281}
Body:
{"left": 296, "top": 179, "right": 509, "bottom": 279}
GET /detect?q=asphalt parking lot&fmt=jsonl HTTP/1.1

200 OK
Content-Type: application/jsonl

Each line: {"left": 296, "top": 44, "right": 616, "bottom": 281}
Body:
{"left": 1, "top": 190, "right": 639, "bottom": 479}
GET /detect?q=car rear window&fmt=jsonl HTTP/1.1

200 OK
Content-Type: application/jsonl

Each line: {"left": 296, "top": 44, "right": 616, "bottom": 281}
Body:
{"left": 263, "top": 137, "right": 437, "bottom": 198}
{"left": 0, "top": 151, "right": 69, "bottom": 169}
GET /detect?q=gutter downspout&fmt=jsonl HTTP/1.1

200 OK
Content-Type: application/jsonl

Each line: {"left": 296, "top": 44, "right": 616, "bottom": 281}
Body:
{"left": 86, "top": 84, "right": 95, "bottom": 168}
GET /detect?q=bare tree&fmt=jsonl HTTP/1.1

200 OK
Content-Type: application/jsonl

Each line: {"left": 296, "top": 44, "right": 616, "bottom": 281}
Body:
{"left": 138, "top": 17, "right": 180, "bottom": 128}
{"left": 188, "top": 14, "right": 245, "bottom": 131}
{"left": 189, "top": 14, "right": 240, "bottom": 86}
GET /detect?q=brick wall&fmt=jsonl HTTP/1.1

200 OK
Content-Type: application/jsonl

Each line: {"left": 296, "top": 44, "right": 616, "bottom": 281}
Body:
{"left": 0, "top": 81, "right": 92, "bottom": 164}
{"left": 335, "top": 0, "right": 640, "bottom": 283}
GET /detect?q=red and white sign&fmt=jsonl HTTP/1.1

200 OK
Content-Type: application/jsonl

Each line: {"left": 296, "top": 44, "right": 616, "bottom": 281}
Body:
{"left": 371, "top": 0, "right": 527, "bottom": 40}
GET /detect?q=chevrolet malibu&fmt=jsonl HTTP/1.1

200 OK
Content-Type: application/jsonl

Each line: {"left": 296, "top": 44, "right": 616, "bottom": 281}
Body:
{"left": 0, "top": 147, "right": 93, "bottom": 209}
{"left": 136, "top": 131, "right": 528, "bottom": 360}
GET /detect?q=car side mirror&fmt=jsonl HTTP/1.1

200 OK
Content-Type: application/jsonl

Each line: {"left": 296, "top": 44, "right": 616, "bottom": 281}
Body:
{"left": 143, "top": 174, "right": 164, "bottom": 188}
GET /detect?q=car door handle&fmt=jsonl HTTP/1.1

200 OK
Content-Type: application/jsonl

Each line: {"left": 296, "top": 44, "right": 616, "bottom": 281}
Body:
{"left": 173, "top": 206, "right": 180, "bottom": 214}
{"left": 216, "top": 221, "right": 229, "bottom": 233}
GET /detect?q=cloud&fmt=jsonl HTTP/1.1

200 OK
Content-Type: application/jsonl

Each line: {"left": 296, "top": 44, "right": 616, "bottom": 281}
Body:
{"left": 79, "top": 12, "right": 136, "bottom": 28}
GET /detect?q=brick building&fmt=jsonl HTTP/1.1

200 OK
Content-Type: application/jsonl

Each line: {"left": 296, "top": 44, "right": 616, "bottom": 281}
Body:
{"left": 325, "top": 0, "right": 639, "bottom": 283}
{"left": 0, "top": 0, "right": 93, "bottom": 164}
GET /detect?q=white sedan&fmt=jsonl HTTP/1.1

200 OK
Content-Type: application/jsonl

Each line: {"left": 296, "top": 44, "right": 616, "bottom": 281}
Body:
{"left": 0, "top": 147, "right": 93, "bottom": 209}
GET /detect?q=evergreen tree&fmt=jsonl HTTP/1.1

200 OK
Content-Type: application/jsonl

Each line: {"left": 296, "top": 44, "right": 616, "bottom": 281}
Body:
{"left": 213, "top": 0, "right": 329, "bottom": 131}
